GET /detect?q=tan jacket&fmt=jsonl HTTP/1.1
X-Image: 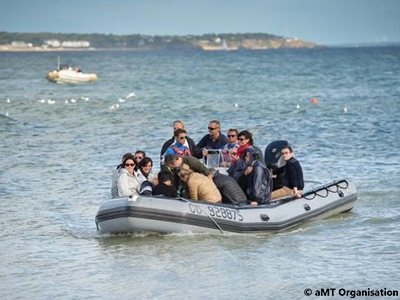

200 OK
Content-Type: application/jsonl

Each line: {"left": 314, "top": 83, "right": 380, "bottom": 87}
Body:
{"left": 187, "top": 172, "right": 222, "bottom": 203}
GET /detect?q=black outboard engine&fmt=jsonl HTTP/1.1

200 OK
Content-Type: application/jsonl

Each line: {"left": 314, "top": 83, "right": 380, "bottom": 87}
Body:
{"left": 264, "top": 140, "right": 289, "bottom": 191}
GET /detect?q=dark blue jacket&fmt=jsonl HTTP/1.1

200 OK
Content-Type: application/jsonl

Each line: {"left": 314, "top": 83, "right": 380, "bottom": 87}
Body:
{"left": 245, "top": 161, "right": 272, "bottom": 204}
{"left": 195, "top": 133, "right": 229, "bottom": 158}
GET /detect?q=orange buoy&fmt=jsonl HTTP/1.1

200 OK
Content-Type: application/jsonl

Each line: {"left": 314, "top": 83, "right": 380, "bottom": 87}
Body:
{"left": 311, "top": 97, "right": 318, "bottom": 104}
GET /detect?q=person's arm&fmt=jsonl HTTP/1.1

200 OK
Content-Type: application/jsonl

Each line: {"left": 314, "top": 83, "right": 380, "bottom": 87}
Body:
{"left": 286, "top": 162, "right": 298, "bottom": 189}
{"left": 160, "top": 138, "right": 174, "bottom": 160}
{"left": 187, "top": 157, "right": 210, "bottom": 176}
{"left": 194, "top": 135, "right": 207, "bottom": 158}
{"left": 163, "top": 147, "right": 175, "bottom": 157}
{"left": 250, "top": 167, "right": 264, "bottom": 203}
{"left": 117, "top": 173, "right": 131, "bottom": 197}
{"left": 187, "top": 178, "right": 198, "bottom": 200}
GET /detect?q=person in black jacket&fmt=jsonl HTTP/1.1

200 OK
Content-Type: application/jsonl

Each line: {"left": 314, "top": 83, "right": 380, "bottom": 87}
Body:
{"left": 153, "top": 171, "right": 178, "bottom": 198}
{"left": 271, "top": 144, "right": 304, "bottom": 200}
{"left": 160, "top": 120, "right": 196, "bottom": 165}
{"left": 241, "top": 148, "right": 273, "bottom": 205}
{"left": 209, "top": 169, "right": 247, "bottom": 206}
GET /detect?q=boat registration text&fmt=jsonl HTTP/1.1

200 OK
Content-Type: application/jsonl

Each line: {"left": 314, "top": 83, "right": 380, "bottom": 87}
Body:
{"left": 189, "top": 204, "right": 244, "bottom": 221}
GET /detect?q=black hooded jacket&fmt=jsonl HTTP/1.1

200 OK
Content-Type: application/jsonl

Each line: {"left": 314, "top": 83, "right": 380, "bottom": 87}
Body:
{"left": 212, "top": 171, "right": 247, "bottom": 206}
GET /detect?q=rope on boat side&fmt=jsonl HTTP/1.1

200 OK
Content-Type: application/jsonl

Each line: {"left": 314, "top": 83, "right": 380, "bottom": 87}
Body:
{"left": 303, "top": 180, "right": 349, "bottom": 201}
{"left": 177, "top": 197, "right": 224, "bottom": 234}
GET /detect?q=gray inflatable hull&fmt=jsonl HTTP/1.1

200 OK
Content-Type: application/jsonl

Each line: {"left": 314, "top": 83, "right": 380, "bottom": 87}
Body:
{"left": 95, "top": 179, "right": 358, "bottom": 235}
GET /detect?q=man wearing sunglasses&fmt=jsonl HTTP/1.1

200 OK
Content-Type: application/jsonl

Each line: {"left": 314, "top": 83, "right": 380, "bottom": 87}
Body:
{"left": 163, "top": 128, "right": 192, "bottom": 157}
{"left": 160, "top": 120, "right": 196, "bottom": 165}
{"left": 195, "top": 120, "right": 229, "bottom": 158}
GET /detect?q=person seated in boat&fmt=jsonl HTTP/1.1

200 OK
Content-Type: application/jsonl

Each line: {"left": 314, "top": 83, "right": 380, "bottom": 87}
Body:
{"left": 160, "top": 120, "right": 196, "bottom": 166}
{"left": 134, "top": 150, "right": 146, "bottom": 170}
{"left": 220, "top": 128, "right": 240, "bottom": 167}
{"left": 164, "top": 154, "right": 211, "bottom": 178}
{"left": 209, "top": 168, "right": 247, "bottom": 206}
{"left": 271, "top": 144, "right": 304, "bottom": 201}
{"left": 178, "top": 166, "right": 222, "bottom": 203}
{"left": 75, "top": 67, "right": 82, "bottom": 73}
{"left": 195, "top": 120, "right": 229, "bottom": 158}
{"left": 240, "top": 148, "right": 273, "bottom": 205}
{"left": 163, "top": 154, "right": 212, "bottom": 197}
{"left": 227, "top": 130, "right": 255, "bottom": 182}
{"left": 163, "top": 128, "right": 192, "bottom": 158}
{"left": 136, "top": 157, "right": 158, "bottom": 195}
{"left": 152, "top": 171, "right": 178, "bottom": 198}
{"left": 117, "top": 153, "right": 141, "bottom": 197}
{"left": 111, "top": 152, "right": 133, "bottom": 198}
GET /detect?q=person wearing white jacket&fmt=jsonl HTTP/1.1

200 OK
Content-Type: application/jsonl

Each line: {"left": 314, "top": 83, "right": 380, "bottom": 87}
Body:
{"left": 111, "top": 152, "right": 132, "bottom": 198}
{"left": 117, "top": 154, "right": 141, "bottom": 197}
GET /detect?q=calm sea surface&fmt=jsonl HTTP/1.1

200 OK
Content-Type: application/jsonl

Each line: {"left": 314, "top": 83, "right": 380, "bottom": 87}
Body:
{"left": 1, "top": 48, "right": 399, "bottom": 299}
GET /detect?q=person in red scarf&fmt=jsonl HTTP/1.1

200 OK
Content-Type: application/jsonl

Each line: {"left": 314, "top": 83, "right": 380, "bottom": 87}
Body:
{"left": 233, "top": 130, "right": 254, "bottom": 162}
{"left": 228, "top": 130, "right": 256, "bottom": 183}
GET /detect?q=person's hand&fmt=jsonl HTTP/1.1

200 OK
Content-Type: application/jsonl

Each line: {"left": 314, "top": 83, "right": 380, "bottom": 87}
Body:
{"left": 202, "top": 148, "right": 208, "bottom": 157}
{"left": 244, "top": 166, "right": 253, "bottom": 176}
{"left": 151, "top": 178, "right": 159, "bottom": 186}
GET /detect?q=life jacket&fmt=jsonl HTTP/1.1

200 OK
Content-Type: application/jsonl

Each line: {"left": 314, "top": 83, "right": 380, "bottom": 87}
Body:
{"left": 172, "top": 145, "right": 191, "bottom": 157}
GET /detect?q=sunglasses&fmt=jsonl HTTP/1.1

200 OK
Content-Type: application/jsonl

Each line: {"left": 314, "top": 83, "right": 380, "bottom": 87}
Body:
{"left": 227, "top": 135, "right": 236, "bottom": 138}
{"left": 208, "top": 127, "right": 217, "bottom": 130}
{"left": 125, "top": 163, "right": 135, "bottom": 167}
{"left": 135, "top": 156, "right": 143, "bottom": 160}
{"left": 178, "top": 136, "right": 187, "bottom": 140}
{"left": 238, "top": 138, "right": 246, "bottom": 141}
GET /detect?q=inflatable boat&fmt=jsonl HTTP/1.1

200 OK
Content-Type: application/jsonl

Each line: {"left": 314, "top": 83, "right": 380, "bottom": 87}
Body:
{"left": 47, "top": 68, "right": 97, "bottom": 84}
{"left": 95, "top": 140, "right": 358, "bottom": 235}
{"left": 95, "top": 179, "right": 357, "bottom": 235}
{"left": 46, "top": 61, "right": 97, "bottom": 84}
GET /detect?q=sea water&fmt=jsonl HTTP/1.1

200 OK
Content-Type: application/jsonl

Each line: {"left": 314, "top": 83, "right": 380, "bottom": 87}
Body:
{"left": 0, "top": 47, "right": 399, "bottom": 299}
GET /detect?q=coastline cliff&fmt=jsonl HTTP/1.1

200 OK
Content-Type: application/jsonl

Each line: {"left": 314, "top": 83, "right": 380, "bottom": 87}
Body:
{"left": 0, "top": 32, "right": 322, "bottom": 51}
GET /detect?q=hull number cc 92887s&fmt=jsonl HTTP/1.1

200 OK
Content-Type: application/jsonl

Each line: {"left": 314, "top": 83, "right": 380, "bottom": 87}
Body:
{"left": 188, "top": 204, "right": 244, "bottom": 222}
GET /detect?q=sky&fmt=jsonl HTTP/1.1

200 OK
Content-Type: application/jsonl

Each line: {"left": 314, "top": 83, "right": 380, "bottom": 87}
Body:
{"left": 1, "top": 0, "right": 400, "bottom": 45}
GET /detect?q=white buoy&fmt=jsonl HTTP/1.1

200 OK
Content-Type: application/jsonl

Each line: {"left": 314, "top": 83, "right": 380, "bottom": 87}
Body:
{"left": 38, "top": 99, "right": 46, "bottom": 103}
{"left": 126, "top": 92, "right": 136, "bottom": 99}
{"left": 343, "top": 107, "right": 348, "bottom": 113}
{"left": 5, "top": 112, "right": 9, "bottom": 116}
{"left": 65, "top": 100, "right": 69, "bottom": 104}
{"left": 296, "top": 104, "right": 300, "bottom": 109}
{"left": 234, "top": 103, "right": 239, "bottom": 108}
{"left": 6, "top": 98, "right": 11, "bottom": 103}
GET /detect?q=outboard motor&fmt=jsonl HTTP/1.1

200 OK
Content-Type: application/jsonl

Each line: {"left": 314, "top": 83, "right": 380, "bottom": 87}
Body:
{"left": 264, "top": 140, "right": 289, "bottom": 191}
